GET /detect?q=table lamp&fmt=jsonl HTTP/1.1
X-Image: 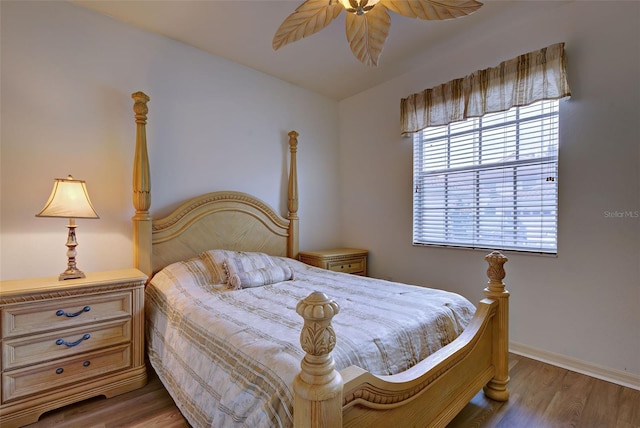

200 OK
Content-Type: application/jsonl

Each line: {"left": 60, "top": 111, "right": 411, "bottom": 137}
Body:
{"left": 36, "top": 175, "right": 99, "bottom": 280}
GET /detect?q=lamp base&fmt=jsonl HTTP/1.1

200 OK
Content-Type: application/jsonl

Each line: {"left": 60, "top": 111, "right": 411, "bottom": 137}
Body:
{"left": 58, "top": 221, "right": 86, "bottom": 281}
{"left": 59, "top": 268, "right": 86, "bottom": 281}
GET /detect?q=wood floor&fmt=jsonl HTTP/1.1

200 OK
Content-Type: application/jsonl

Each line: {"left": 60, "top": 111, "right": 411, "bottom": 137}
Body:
{"left": 24, "top": 353, "right": 639, "bottom": 427}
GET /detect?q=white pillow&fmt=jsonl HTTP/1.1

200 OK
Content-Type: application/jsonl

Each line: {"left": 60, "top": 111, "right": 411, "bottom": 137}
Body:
{"left": 225, "top": 263, "right": 294, "bottom": 289}
{"left": 200, "top": 249, "right": 240, "bottom": 284}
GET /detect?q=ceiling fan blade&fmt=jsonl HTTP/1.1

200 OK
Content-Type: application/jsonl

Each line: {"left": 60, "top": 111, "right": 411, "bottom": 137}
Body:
{"left": 346, "top": 6, "right": 391, "bottom": 66}
{"left": 273, "top": 0, "right": 343, "bottom": 50}
{"left": 381, "top": 0, "right": 483, "bottom": 20}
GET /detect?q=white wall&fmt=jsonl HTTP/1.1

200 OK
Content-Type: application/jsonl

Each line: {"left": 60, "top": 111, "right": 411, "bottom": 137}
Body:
{"left": 0, "top": 1, "right": 342, "bottom": 280}
{"left": 338, "top": 2, "right": 640, "bottom": 381}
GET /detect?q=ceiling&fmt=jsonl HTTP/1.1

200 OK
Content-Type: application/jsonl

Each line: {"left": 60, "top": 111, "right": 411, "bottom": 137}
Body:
{"left": 72, "top": 1, "right": 560, "bottom": 100}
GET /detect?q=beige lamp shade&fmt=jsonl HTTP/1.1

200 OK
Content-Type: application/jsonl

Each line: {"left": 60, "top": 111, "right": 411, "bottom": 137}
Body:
{"left": 36, "top": 175, "right": 99, "bottom": 219}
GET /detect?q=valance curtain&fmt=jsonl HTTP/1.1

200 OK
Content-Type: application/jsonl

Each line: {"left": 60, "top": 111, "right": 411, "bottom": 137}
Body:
{"left": 400, "top": 43, "right": 571, "bottom": 135}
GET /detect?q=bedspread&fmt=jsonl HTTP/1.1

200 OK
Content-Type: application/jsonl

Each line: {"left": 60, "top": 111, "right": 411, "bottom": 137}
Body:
{"left": 145, "top": 255, "right": 475, "bottom": 428}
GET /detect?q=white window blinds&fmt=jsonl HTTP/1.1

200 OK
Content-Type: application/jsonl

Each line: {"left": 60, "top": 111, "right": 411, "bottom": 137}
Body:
{"left": 413, "top": 99, "right": 559, "bottom": 253}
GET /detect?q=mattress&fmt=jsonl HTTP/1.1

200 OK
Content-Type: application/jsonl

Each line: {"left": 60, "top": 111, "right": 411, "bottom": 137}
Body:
{"left": 145, "top": 251, "right": 476, "bottom": 428}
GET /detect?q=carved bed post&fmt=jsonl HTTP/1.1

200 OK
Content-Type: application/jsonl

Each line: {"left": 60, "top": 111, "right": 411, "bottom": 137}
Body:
{"left": 287, "top": 130, "right": 299, "bottom": 259}
{"left": 482, "top": 251, "right": 510, "bottom": 401}
{"left": 293, "top": 292, "right": 343, "bottom": 428}
{"left": 131, "top": 91, "right": 152, "bottom": 277}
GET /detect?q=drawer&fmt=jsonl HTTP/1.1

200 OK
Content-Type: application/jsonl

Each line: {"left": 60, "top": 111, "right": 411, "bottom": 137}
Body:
{"left": 328, "top": 258, "right": 364, "bottom": 274}
{"left": 3, "top": 319, "right": 131, "bottom": 370}
{"left": 2, "top": 344, "right": 132, "bottom": 403}
{"left": 2, "top": 291, "right": 132, "bottom": 338}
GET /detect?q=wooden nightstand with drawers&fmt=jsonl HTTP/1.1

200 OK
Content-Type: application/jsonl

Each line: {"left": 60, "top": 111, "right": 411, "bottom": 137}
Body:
{"left": 299, "top": 248, "right": 368, "bottom": 276}
{"left": 0, "top": 269, "right": 148, "bottom": 427}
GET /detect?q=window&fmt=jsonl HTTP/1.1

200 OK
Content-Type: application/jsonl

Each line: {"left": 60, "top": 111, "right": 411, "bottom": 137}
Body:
{"left": 404, "top": 44, "right": 570, "bottom": 254}
{"left": 412, "top": 99, "right": 559, "bottom": 254}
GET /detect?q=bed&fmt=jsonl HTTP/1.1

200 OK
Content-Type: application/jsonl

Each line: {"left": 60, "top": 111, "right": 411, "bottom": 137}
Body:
{"left": 130, "top": 91, "right": 510, "bottom": 427}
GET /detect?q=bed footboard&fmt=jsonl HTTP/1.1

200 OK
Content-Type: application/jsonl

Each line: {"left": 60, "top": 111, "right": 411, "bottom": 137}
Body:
{"left": 293, "top": 251, "right": 509, "bottom": 428}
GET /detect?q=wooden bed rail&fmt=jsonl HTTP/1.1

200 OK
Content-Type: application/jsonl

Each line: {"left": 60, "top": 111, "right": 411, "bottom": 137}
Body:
{"left": 293, "top": 251, "right": 510, "bottom": 428}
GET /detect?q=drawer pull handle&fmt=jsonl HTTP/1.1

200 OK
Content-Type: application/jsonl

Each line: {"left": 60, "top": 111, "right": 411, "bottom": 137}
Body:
{"left": 55, "top": 368, "right": 64, "bottom": 375}
{"left": 83, "top": 361, "right": 91, "bottom": 367}
{"left": 56, "top": 306, "right": 91, "bottom": 317}
{"left": 56, "top": 333, "right": 91, "bottom": 347}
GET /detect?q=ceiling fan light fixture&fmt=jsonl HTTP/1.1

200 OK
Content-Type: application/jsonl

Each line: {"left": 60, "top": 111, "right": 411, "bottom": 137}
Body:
{"left": 273, "top": 0, "right": 484, "bottom": 66}
{"left": 337, "top": 0, "right": 380, "bottom": 15}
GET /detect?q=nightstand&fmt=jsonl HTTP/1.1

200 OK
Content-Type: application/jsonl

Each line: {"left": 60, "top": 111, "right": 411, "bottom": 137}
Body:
{"left": 0, "top": 269, "right": 148, "bottom": 427}
{"left": 299, "top": 248, "right": 368, "bottom": 276}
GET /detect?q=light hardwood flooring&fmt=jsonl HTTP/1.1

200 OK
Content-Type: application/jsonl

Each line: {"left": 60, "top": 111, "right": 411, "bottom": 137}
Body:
{"left": 24, "top": 353, "right": 639, "bottom": 427}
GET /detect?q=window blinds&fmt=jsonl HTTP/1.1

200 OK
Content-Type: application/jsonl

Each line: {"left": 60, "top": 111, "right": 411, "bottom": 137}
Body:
{"left": 413, "top": 99, "right": 559, "bottom": 253}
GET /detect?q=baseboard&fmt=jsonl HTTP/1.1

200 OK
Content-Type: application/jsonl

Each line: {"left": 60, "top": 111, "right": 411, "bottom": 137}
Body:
{"left": 509, "top": 342, "right": 640, "bottom": 391}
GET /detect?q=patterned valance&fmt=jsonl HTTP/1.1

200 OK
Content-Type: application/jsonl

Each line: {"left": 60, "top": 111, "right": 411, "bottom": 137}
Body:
{"left": 400, "top": 43, "right": 571, "bottom": 135}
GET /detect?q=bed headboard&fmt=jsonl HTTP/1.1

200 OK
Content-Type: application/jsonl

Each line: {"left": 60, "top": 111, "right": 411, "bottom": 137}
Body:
{"left": 131, "top": 91, "right": 300, "bottom": 276}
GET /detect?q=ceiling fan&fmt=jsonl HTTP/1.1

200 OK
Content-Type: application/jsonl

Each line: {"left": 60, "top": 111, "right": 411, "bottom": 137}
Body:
{"left": 273, "top": 0, "right": 483, "bottom": 67}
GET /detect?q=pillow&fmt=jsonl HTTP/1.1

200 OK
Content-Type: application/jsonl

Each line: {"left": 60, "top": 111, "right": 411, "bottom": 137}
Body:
{"left": 229, "top": 266, "right": 293, "bottom": 290}
{"left": 224, "top": 251, "right": 277, "bottom": 272}
{"left": 152, "top": 256, "right": 228, "bottom": 293}
{"left": 200, "top": 249, "right": 241, "bottom": 284}
{"left": 225, "top": 263, "right": 294, "bottom": 290}
{"left": 201, "top": 250, "right": 281, "bottom": 285}
{"left": 179, "top": 256, "right": 214, "bottom": 287}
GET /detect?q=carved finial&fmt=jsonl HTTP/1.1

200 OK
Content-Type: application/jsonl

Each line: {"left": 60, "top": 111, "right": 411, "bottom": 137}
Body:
{"left": 293, "top": 291, "right": 343, "bottom": 427}
{"left": 297, "top": 291, "right": 339, "bottom": 319}
{"left": 485, "top": 251, "right": 508, "bottom": 291}
{"left": 131, "top": 92, "right": 150, "bottom": 123}
{"left": 288, "top": 130, "right": 299, "bottom": 152}
{"left": 297, "top": 291, "right": 339, "bottom": 356}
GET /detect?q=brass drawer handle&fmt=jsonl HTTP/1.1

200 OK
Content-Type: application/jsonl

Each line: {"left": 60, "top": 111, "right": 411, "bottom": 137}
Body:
{"left": 56, "top": 306, "right": 91, "bottom": 318}
{"left": 56, "top": 333, "right": 91, "bottom": 347}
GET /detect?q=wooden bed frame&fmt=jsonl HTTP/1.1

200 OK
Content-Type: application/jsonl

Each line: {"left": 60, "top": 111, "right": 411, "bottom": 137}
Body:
{"left": 131, "top": 91, "right": 510, "bottom": 427}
